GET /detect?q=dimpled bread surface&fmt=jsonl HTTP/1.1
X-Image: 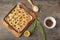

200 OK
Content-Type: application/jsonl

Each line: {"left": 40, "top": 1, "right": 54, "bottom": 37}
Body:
{"left": 5, "top": 5, "right": 32, "bottom": 33}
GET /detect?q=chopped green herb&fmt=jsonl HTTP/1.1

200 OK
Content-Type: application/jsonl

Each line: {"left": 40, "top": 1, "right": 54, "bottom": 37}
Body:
{"left": 37, "top": 19, "right": 46, "bottom": 40}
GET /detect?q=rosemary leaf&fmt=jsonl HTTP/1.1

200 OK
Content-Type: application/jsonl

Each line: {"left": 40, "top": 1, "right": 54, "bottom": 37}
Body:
{"left": 30, "top": 19, "right": 37, "bottom": 34}
{"left": 37, "top": 19, "right": 46, "bottom": 40}
{"left": 37, "top": 4, "right": 42, "bottom": 12}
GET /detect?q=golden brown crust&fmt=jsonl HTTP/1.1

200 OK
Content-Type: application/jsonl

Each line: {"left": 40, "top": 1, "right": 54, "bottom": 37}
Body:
{"left": 5, "top": 4, "right": 32, "bottom": 33}
{"left": 1, "top": 2, "right": 36, "bottom": 37}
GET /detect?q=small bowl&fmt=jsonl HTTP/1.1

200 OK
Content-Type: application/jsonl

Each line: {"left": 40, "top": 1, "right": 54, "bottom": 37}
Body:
{"left": 44, "top": 17, "right": 56, "bottom": 29}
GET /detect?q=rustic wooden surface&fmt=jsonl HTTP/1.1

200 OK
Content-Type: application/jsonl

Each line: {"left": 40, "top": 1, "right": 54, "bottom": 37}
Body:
{"left": 0, "top": 0, "right": 60, "bottom": 40}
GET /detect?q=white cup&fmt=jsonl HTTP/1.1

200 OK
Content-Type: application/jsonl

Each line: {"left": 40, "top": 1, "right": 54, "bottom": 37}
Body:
{"left": 44, "top": 17, "right": 56, "bottom": 29}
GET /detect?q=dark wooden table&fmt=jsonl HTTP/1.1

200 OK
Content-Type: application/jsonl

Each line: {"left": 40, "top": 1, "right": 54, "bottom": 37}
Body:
{"left": 0, "top": 0, "right": 60, "bottom": 40}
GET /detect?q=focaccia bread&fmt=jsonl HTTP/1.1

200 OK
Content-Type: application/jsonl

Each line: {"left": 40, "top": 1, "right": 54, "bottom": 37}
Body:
{"left": 5, "top": 5, "right": 32, "bottom": 33}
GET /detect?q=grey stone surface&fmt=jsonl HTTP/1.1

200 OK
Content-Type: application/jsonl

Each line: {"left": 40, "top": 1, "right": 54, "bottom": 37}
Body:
{"left": 0, "top": 0, "right": 60, "bottom": 40}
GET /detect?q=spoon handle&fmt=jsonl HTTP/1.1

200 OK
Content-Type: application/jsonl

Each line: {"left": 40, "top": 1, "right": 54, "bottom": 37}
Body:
{"left": 27, "top": 0, "right": 34, "bottom": 7}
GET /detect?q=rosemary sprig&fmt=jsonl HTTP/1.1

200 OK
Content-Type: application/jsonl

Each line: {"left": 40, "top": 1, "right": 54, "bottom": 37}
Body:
{"left": 37, "top": 19, "right": 46, "bottom": 40}
{"left": 37, "top": 4, "right": 42, "bottom": 12}
{"left": 30, "top": 19, "right": 37, "bottom": 34}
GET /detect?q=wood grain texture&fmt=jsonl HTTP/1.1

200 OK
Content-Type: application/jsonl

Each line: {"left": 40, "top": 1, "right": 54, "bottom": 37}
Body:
{"left": 1, "top": 20, "right": 22, "bottom": 37}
